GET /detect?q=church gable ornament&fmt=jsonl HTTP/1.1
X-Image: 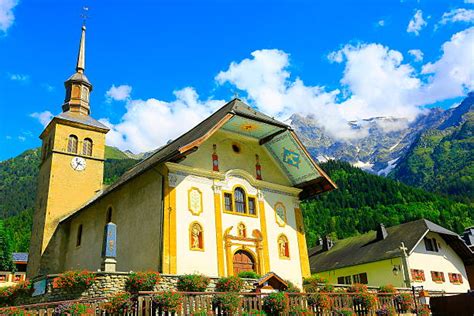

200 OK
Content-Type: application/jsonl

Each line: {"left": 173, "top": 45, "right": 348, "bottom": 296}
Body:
{"left": 188, "top": 187, "right": 203, "bottom": 216}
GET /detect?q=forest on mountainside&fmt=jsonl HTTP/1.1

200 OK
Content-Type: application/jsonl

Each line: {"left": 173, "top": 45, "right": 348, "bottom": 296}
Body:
{"left": 301, "top": 160, "right": 474, "bottom": 248}
{"left": 391, "top": 111, "right": 474, "bottom": 203}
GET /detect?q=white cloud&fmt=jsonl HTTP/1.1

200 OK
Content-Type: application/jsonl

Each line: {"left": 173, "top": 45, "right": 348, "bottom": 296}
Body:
{"left": 377, "top": 20, "right": 385, "bottom": 27}
{"left": 0, "top": 0, "right": 17, "bottom": 33}
{"left": 18, "top": 136, "right": 25, "bottom": 142}
{"left": 465, "top": 0, "right": 474, "bottom": 3}
{"left": 439, "top": 8, "right": 474, "bottom": 25}
{"left": 105, "top": 84, "right": 132, "bottom": 102}
{"left": 419, "top": 27, "right": 474, "bottom": 103}
{"left": 30, "top": 111, "right": 53, "bottom": 127}
{"left": 407, "top": 10, "right": 427, "bottom": 35}
{"left": 9, "top": 73, "right": 29, "bottom": 81}
{"left": 100, "top": 87, "right": 225, "bottom": 153}
{"left": 408, "top": 49, "right": 424, "bottom": 62}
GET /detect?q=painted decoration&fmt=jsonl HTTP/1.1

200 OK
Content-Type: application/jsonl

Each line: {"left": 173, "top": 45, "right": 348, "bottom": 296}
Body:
{"left": 274, "top": 202, "right": 287, "bottom": 227}
{"left": 265, "top": 132, "right": 320, "bottom": 185}
{"left": 188, "top": 187, "right": 203, "bottom": 216}
{"left": 102, "top": 222, "right": 117, "bottom": 258}
{"left": 222, "top": 116, "right": 281, "bottom": 139}
{"left": 212, "top": 144, "right": 219, "bottom": 171}
{"left": 282, "top": 148, "right": 300, "bottom": 168}
{"left": 255, "top": 154, "right": 262, "bottom": 180}
{"left": 190, "top": 222, "right": 204, "bottom": 251}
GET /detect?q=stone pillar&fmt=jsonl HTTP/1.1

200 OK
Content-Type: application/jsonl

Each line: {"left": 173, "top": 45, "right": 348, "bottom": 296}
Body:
{"left": 101, "top": 222, "right": 117, "bottom": 272}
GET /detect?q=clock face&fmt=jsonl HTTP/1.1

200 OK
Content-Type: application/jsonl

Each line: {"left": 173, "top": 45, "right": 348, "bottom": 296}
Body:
{"left": 71, "top": 157, "right": 86, "bottom": 171}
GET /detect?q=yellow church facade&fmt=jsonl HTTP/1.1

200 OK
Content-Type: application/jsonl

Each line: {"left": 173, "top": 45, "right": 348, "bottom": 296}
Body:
{"left": 27, "top": 26, "right": 336, "bottom": 287}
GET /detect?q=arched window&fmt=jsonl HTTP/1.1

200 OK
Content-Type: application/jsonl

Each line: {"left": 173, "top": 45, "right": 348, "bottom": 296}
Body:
{"left": 82, "top": 138, "right": 93, "bottom": 156}
{"left": 76, "top": 224, "right": 83, "bottom": 247}
{"left": 189, "top": 222, "right": 204, "bottom": 251}
{"left": 278, "top": 234, "right": 290, "bottom": 259}
{"left": 234, "top": 187, "right": 246, "bottom": 214}
{"left": 67, "top": 135, "right": 78, "bottom": 153}
{"left": 106, "top": 207, "right": 113, "bottom": 223}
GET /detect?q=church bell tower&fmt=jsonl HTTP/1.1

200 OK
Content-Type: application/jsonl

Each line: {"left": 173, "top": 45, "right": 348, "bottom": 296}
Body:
{"left": 27, "top": 25, "right": 109, "bottom": 278}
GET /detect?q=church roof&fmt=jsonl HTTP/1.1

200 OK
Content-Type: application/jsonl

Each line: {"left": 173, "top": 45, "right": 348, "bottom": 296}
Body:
{"left": 61, "top": 98, "right": 336, "bottom": 222}
{"left": 308, "top": 219, "right": 474, "bottom": 273}
{"left": 56, "top": 111, "right": 109, "bottom": 130}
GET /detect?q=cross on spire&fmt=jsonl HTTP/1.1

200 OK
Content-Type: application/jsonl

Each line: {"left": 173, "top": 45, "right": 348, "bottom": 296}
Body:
{"left": 81, "top": 6, "right": 89, "bottom": 27}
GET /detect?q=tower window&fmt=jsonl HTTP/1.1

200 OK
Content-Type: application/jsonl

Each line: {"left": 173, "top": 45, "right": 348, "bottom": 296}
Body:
{"left": 224, "top": 193, "right": 233, "bottom": 212}
{"left": 82, "top": 138, "right": 93, "bottom": 156}
{"left": 248, "top": 197, "right": 256, "bottom": 215}
{"left": 222, "top": 187, "right": 258, "bottom": 217}
{"left": 67, "top": 135, "right": 78, "bottom": 153}
{"left": 76, "top": 224, "right": 83, "bottom": 247}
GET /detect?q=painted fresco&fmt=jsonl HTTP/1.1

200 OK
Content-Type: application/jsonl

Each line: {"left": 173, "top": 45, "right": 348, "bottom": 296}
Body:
{"left": 221, "top": 116, "right": 281, "bottom": 139}
{"left": 265, "top": 132, "right": 320, "bottom": 185}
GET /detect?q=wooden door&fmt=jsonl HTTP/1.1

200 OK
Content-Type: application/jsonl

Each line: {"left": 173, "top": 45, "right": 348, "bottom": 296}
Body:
{"left": 233, "top": 250, "right": 255, "bottom": 275}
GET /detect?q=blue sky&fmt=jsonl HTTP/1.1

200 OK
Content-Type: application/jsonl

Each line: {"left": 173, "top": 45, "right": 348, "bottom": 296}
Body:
{"left": 0, "top": 0, "right": 473, "bottom": 160}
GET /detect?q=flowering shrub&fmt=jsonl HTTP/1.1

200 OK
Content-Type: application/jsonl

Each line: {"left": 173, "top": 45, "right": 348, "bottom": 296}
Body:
{"left": 215, "top": 276, "right": 244, "bottom": 292}
{"left": 417, "top": 305, "right": 431, "bottom": 316}
{"left": 303, "top": 275, "right": 329, "bottom": 292}
{"left": 289, "top": 305, "right": 312, "bottom": 315}
{"left": 0, "top": 286, "right": 15, "bottom": 306}
{"left": 0, "top": 281, "right": 34, "bottom": 307}
{"left": 125, "top": 271, "right": 161, "bottom": 293}
{"left": 153, "top": 291, "right": 183, "bottom": 313}
{"left": 375, "top": 305, "right": 397, "bottom": 316}
{"left": 52, "top": 270, "right": 96, "bottom": 290}
{"left": 395, "top": 293, "right": 414, "bottom": 312}
{"left": 212, "top": 292, "right": 241, "bottom": 314}
{"left": 237, "top": 271, "right": 260, "bottom": 279}
{"left": 242, "top": 310, "right": 266, "bottom": 316}
{"left": 377, "top": 284, "right": 397, "bottom": 295}
{"left": 319, "top": 283, "right": 334, "bottom": 293}
{"left": 101, "top": 292, "right": 134, "bottom": 313}
{"left": 284, "top": 280, "right": 301, "bottom": 293}
{"left": 262, "top": 292, "right": 288, "bottom": 314}
{"left": 191, "top": 310, "right": 214, "bottom": 316}
{"left": 307, "top": 292, "right": 332, "bottom": 311}
{"left": 347, "top": 283, "right": 368, "bottom": 293}
{"left": 334, "top": 307, "right": 356, "bottom": 316}
{"left": 2, "top": 307, "right": 32, "bottom": 316}
{"left": 353, "top": 292, "right": 377, "bottom": 310}
{"left": 177, "top": 274, "right": 210, "bottom": 292}
{"left": 54, "top": 302, "right": 93, "bottom": 316}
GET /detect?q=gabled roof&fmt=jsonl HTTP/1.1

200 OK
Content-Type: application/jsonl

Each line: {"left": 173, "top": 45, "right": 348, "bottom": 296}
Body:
{"left": 40, "top": 111, "right": 109, "bottom": 139}
{"left": 61, "top": 98, "right": 336, "bottom": 223}
{"left": 309, "top": 219, "right": 474, "bottom": 273}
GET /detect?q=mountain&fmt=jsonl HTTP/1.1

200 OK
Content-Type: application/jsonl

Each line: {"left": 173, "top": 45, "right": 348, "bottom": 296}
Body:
{"left": 292, "top": 108, "right": 449, "bottom": 175}
{"left": 390, "top": 94, "right": 474, "bottom": 202}
{"left": 0, "top": 146, "right": 138, "bottom": 251}
{"left": 302, "top": 160, "right": 474, "bottom": 247}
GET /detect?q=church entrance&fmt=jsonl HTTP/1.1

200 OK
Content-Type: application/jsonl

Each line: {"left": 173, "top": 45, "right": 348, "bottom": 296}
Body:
{"left": 233, "top": 250, "right": 255, "bottom": 275}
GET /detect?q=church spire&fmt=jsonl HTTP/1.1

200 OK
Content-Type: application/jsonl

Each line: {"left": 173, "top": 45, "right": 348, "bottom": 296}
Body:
{"left": 62, "top": 25, "right": 93, "bottom": 116}
{"left": 76, "top": 25, "right": 86, "bottom": 73}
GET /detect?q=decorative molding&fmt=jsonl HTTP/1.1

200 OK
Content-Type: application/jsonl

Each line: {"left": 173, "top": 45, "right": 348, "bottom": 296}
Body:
{"left": 188, "top": 187, "right": 203, "bottom": 216}
{"left": 168, "top": 173, "right": 178, "bottom": 188}
{"left": 274, "top": 202, "right": 287, "bottom": 227}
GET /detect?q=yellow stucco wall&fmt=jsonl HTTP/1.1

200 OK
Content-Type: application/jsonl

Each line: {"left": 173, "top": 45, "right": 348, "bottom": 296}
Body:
{"left": 40, "top": 167, "right": 164, "bottom": 274}
{"left": 318, "top": 258, "right": 406, "bottom": 288}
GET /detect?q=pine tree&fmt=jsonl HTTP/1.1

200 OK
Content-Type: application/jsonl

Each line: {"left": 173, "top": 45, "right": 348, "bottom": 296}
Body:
{"left": 0, "top": 220, "right": 14, "bottom": 271}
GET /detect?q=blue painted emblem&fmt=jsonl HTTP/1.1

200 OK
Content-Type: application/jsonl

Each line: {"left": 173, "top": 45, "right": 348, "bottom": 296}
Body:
{"left": 102, "top": 222, "right": 117, "bottom": 258}
{"left": 282, "top": 148, "right": 300, "bottom": 168}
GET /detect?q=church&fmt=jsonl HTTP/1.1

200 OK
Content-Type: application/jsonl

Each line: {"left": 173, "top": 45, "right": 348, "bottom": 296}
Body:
{"left": 27, "top": 25, "right": 336, "bottom": 287}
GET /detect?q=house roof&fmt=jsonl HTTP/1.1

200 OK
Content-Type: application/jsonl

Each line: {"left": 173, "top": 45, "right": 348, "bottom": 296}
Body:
{"left": 12, "top": 253, "right": 28, "bottom": 263}
{"left": 309, "top": 219, "right": 474, "bottom": 273}
{"left": 55, "top": 111, "right": 109, "bottom": 131}
{"left": 60, "top": 98, "right": 336, "bottom": 223}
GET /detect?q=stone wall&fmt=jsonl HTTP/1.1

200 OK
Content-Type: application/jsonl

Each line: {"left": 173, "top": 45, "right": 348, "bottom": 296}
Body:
{"left": 20, "top": 272, "right": 257, "bottom": 305}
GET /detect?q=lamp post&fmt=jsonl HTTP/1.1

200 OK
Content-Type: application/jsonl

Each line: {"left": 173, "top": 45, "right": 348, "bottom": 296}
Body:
{"left": 412, "top": 285, "right": 429, "bottom": 315}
